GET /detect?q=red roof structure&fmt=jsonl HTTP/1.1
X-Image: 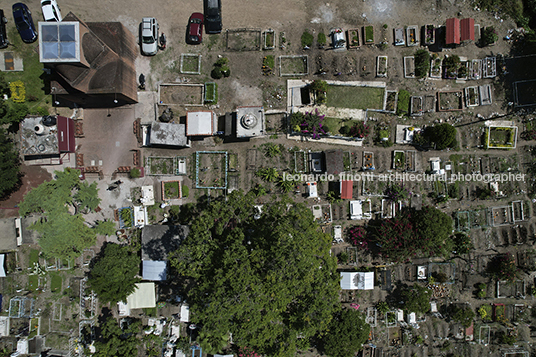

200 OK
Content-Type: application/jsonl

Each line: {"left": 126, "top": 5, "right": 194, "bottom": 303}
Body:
{"left": 460, "top": 18, "right": 475, "bottom": 41}
{"left": 446, "top": 18, "right": 460, "bottom": 45}
{"left": 57, "top": 116, "right": 75, "bottom": 152}
{"left": 340, "top": 180, "right": 353, "bottom": 199}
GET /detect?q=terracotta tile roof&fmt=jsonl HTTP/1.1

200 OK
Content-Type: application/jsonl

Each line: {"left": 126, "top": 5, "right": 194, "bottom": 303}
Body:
{"left": 460, "top": 18, "right": 475, "bottom": 41}
{"left": 446, "top": 18, "right": 460, "bottom": 45}
{"left": 341, "top": 180, "right": 353, "bottom": 199}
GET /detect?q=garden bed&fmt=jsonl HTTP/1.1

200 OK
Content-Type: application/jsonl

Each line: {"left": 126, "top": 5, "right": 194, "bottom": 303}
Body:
{"left": 437, "top": 91, "right": 463, "bottom": 111}
{"left": 147, "top": 157, "right": 175, "bottom": 175}
{"left": 364, "top": 25, "right": 374, "bottom": 44}
{"left": 279, "top": 55, "right": 308, "bottom": 76}
{"left": 180, "top": 54, "right": 202, "bottom": 74}
{"left": 162, "top": 181, "right": 182, "bottom": 200}
{"left": 392, "top": 150, "right": 405, "bottom": 170}
{"left": 363, "top": 152, "right": 374, "bottom": 170}
{"left": 410, "top": 96, "right": 423, "bottom": 116}
{"left": 159, "top": 83, "right": 204, "bottom": 106}
{"left": 262, "top": 55, "right": 275, "bottom": 76}
{"left": 406, "top": 26, "right": 419, "bottom": 46}
{"left": 195, "top": 151, "right": 228, "bottom": 189}
{"left": 204, "top": 82, "right": 217, "bottom": 103}
{"left": 404, "top": 56, "right": 415, "bottom": 78}
{"left": 263, "top": 29, "right": 275, "bottom": 50}
{"left": 483, "top": 57, "right": 496, "bottom": 78}
{"left": 424, "top": 25, "right": 435, "bottom": 45}
{"left": 430, "top": 55, "right": 442, "bottom": 78}
{"left": 226, "top": 28, "right": 262, "bottom": 51}
{"left": 471, "top": 59, "right": 482, "bottom": 80}
{"left": 465, "top": 86, "right": 480, "bottom": 107}
{"left": 347, "top": 28, "right": 360, "bottom": 48}
{"left": 384, "top": 90, "right": 397, "bottom": 113}
{"left": 376, "top": 56, "right": 388, "bottom": 78}
{"left": 458, "top": 61, "right": 469, "bottom": 80}
{"left": 423, "top": 95, "right": 436, "bottom": 112}
{"left": 118, "top": 207, "right": 134, "bottom": 228}
{"left": 486, "top": 126, "right": 518, "bottom": 149}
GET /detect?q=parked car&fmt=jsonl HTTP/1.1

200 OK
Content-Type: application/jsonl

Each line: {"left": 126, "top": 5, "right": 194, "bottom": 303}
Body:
{"left": 140, "top": 17, "right": 159, "bottom": 55}
{"left": 12, "top": 3, "right": 37, "bottom": 43}
{"left": 187, "top": 12, "right": 203, "bottom": 44}
{"left": 41, "top": 0, "right": 62, "bottom": 22}
{"left": 0, "top": 10, "right": 8, "bottom": 49}
{"left": 204, "top": 0, "right": 221, "bottom": 34}
{"left": 330, "top": 28, "right": 346, "bottom": 51}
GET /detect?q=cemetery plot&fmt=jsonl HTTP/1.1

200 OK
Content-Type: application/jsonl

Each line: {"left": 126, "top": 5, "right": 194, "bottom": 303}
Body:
{"left": 465, "top": 86, "right": 480, "bottom": 107}
{"left": 263, "top": 29, "right": 275, "bottom": 50}
{"left": 406, "top": 26, "right": 419, "bottom": 46}
{"left": 279, "top": 55, "right": 308, "bottom": 76}
{"left": 486, "top": 126, "right": 518, "bottom": 149}
{"left": 410, "top": 96, "right": 423, "bottom": 116}
{"left": 483, "top": 57, "right": 496, "bottom": 78}
{"left": 512, "top": 201, "right": 525, "bottom": 221}
{"left": 437, "top": 91, "right": 463, "bottom": 111}
{"left": 429, "top": 262, "right": 455, "bottom": 284}
{"left": 226, "top": 28, "right": 262, "bottom": 51}
{"left": 514, "top": 79, "right": 536, "bottom": 107}
{"left": 471, "top": 59, "right": 482, "bottom": 79}
{"left": 405, "top": 150, "right": 416, "bottom": 172}
{"left": 159, "top": 83, "right": 204, "bottom": 106}
{"left": 195, "top": 151, "right": 228, "bottom": 189}
{"left": 384, "top": 90, "right": 397, "bottom": 113}
{"left": 385, "top": 311, "right": 397, "bottom": 327}
{"left": 246, "top": 149, "right": 257, "bottom": 170}
{"left": 497, "top": 280, "right": 525, "bottom": 298}
{"left": 363, "top": 152, "right": 374, "bottom": 170}
{"left": 147, "top": 157, "right": 175, "bottom": 175}
{"left": 179, "top": 54, "right": 202, "bottom": 74}
{"left": 404, "top": 56, "right": 415, "bottom": 78}
{"left": 291, "top": 150, "right": 307, "bottom": 173}
{"left": 345, "top": 247, "right": 358, "bottom": 265}
{"left": 430, "top": 55, "right": 442, "bottom": 78}
{"left": 162, "top": 181, "right": 182, "bottom": 200}
{"left": 392, "top": 150, "right": 405, "bottom": 170}
{"left": 362, "top": 177, "right": 387, "bottom": 196}
{"left": 458, "top": 61, "right": 469, "bottom": 80}
{"left": 348, "top": 28, "right": 360, "bottom": 48}
{"left": 491, "top": 206, "right": 513, "bottom": 226}
{"left": 423, "top": 95, "right": 436, "bottom": 112}
{"left": 376, "top": 56, "right": 388, "bottom": 77}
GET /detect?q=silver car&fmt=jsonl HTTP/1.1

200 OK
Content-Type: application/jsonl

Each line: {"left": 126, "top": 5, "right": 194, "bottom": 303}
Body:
{"left": 141, "top": 17, "right": 158, "bottom": 56}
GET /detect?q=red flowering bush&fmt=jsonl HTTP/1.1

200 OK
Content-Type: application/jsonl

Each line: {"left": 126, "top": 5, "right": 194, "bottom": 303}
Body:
{"left": 347, "top": 226, "right": 368, "bottom": 249}
{"left": 238, "top": 346, "right": 261, "bottom": 357}
{"left": 489, "top": 253, "right": 518, "bottom": 282}
{"left": 349, "top": 121, "right": 370, "bottom": 138}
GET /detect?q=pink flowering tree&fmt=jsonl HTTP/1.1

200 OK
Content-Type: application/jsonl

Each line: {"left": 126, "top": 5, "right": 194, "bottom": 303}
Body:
{"left": 299, "top": 109, "right": 327, "bottom": 139}
{"left": 347, "top": 226, "right": 368, "bottom": 250}
{"left": 238, "top": 346, "right": 261, "bottom": 357}
{"left": 349, "top": 121, "right": 370, "bottom": 138}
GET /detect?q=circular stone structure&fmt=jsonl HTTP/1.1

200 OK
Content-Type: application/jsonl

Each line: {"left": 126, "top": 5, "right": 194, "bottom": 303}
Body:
{"left": 240, "top": 113, "right": 258, "bottom": 129}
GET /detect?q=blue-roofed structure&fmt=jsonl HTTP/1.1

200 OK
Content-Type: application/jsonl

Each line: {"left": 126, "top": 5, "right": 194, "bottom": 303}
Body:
{"left": 142, "top": 260, "right": 167, "bottom": 281}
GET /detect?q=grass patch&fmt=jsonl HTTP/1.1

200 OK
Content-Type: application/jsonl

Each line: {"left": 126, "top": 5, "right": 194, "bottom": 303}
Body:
{"left": 323, "top": 117, "right": 344, "bottom": 134}
{"left": 164, "top": 181, "right": 180, "bottom": 199}
{"left": 204, "top": 82, "right": 218, "bottom": 104}
{"left": 29, "top": 249, "right": 39, "bottom": 267}
{"left": 28, "top": 275, "right": 38, "bottom": 291}
{"left": 4, "top": 27, "right": 51, "bottom": 111}
{"left": 144, "top": 307, "right": 157, "bottom": 317}
{"left": 50, "top": 274, "right": 62, "bottom": 293}
{"left": 326, "top": 85, "right": 384, "bottom": 110}
{"left": 397, "top": 89, "right": 410, "bottom": 115}
{"left": 365, "top": 26, "right": 374, "bottom": 43}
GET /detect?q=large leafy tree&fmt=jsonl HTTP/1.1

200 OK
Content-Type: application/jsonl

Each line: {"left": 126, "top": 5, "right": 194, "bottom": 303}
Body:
{"left": 87, "top": 243, "right": 141, "bottom": 304}
{"left": 424, "top": 123, "right": 457, "bottom": 150}
{"left": 0, "top": 128, "right": 21, "bottom": 198}
{"left": 400, "top": 284, "right": 432, "bottom": 313}
{"left": 93, "top": 316, "right": 141, "bottom": 357}
{"left": 19, "top": 168, "right": 105, "bottom": 259}
{"left": 170, "top": 191, "right": 340, "bottom": 356}
{"left": 321, "top": 309, "right": 370, "bottom": 357}
{"left": 370, "top": 207, "right": 453, "bottom": 262}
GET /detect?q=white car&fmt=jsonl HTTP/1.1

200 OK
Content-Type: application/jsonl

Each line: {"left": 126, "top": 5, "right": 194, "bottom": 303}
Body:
{"left": 41, "top": 0, "right": 62, "bottom": 22}
{"left": 141, "top": 17, "right": 159, "bottom": 56}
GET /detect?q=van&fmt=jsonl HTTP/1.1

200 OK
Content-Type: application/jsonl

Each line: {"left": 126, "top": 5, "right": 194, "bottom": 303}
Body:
{"left": 204, "top": 0, "right": 222, "bottom": 34}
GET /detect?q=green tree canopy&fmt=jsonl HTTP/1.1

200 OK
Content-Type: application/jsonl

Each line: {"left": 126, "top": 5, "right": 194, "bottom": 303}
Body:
{"left": 400, "top": 284, "right": 432, "bottom": 313}
{"left": 451, "top": 305, "right": 475, "bottom": 328}
{"left": 369, "top": 207, "right": 453, "bottom": 262}
{"left": 424, "top": 123, "right": 457, "bottom": 150}
{"left": 414, "top": 49, "right": 431, "bottom": 78}
{"left": 0, "top": 128, "right": 21, "bottom": 198}
{"left": 169, "top": 191, "right": 340, "bottom": 356}
{"left": 321, "top": 308, "right": 370, "bottom": 357}
{"left": 19, "top": 168, "right": 102, "bottom": 259}
{"left": 74, "top": 181, "right": 101, "bottom": 212}
{"left": 93, "top": 316, "right": 141, "bottom": 357}
{"left": 87, "top": 243, "right": 141, "bottom": 304}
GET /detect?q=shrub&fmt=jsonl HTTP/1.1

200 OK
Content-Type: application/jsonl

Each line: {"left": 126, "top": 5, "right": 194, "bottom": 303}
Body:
{"left": 376, "top": 301, "right": 390, "bottom": 315}
{"left": 397, "top": 90, "right": 410, "bottom": 115}
{"left": 211, "top": 57, "right": 230, "bottom": 79}
{"left": 481, "top": 26, "right": 498, "bottom": 46}
{"left": 301, "top": 30, "right": 314, "bottom": 48}
{"left": 414, "top": 49, "right": 431, "bottom": 78}
{"left": 211, "top": 68, "right": 224, "bottom": 79}
{"left": 182, "top": 185, "right": 189, "bottom": 198}
{"left": 9, "top": 81, "right": 25, "bottom": 103}
{"left": 29, "top": 106, "right": 49, "bottom": 116}
{"left": 349, "top": 121, "right": 370, "bottom": 138}
{"left": 129, "top": 168, "right": 141, "bottom": 179}
{"left": 317, "top": 32, "right": 327, "bottom": 47}
{"left": 488, "top": 253, "right": 518, "bottom": 282}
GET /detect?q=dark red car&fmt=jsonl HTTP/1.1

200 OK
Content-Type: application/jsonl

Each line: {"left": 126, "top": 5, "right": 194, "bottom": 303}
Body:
{"left": 187, "top": 12, "right": 203, "bottom": 44}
